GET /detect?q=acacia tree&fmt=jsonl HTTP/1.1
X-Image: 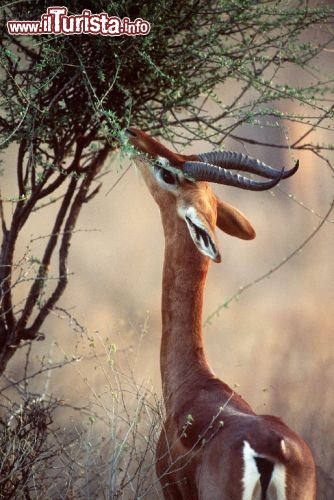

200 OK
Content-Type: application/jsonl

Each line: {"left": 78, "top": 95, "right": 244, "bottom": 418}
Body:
{"left": 0, "top": 0, "right": 333, "bottom": 374}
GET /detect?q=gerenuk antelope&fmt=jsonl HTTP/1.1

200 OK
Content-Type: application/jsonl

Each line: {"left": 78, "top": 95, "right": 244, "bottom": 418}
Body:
{"left": 126, "top": 127, "right": 316, "bottom": 500}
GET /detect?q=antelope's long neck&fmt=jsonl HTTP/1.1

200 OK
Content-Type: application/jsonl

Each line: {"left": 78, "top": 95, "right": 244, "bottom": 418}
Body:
{"left": 160, "top": 206, "right": 215, "bottom": 410}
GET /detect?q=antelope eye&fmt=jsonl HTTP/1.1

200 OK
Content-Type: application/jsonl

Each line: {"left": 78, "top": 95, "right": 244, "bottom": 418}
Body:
{"left": 154, "top": 163, "right": 178, "bottom": 187}
{"left": 161, "top": 168, "right": 176, "bottom": 185}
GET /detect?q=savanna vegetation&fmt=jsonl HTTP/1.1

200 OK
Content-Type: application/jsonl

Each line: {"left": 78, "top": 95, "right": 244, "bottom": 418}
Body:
{"left": 0, "top": 1, "right": 333, "bottom": 497}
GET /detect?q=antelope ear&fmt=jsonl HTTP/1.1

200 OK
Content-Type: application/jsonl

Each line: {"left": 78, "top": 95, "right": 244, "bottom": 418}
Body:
{"left": 216, "top": 198, "right": 256, "bottom": 240}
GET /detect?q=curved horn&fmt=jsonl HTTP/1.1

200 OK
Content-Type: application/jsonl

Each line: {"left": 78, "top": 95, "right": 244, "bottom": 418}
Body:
{"left": 197, "top": 151, "right": 299, "bottom": 179}
{"left": 183, "top": 161, "right": 285, "bottom": 191}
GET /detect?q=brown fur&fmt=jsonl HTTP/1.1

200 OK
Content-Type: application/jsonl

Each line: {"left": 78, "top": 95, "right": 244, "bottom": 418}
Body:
{"left": 128, "top": 128, "right": 316, "bottom": 499}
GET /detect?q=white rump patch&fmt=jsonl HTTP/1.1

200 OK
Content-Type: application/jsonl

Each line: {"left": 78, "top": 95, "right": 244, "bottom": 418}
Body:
{"left": 268, "top": 462, "right": 286, "bottom": 500}
{"left": 242, "top": 441, "right": 261, "bottom": 500}
{"left": 242, "top": 440, "right": 287, "bottom": 500}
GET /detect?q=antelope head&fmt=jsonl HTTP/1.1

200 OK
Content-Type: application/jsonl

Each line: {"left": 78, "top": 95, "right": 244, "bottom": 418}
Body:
{"left": 126, "top": 127, "right": 298, "bottom": 263}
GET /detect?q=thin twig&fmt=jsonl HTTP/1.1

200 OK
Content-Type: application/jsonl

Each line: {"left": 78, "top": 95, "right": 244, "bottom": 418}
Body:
{"left": 205, "top": 196, "right": 334, "bottom": 326}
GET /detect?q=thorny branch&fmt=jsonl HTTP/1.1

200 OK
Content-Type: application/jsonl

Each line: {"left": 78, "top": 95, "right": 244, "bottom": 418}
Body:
{"left": 0, "top": 140, "right": 110, "bottom": 372}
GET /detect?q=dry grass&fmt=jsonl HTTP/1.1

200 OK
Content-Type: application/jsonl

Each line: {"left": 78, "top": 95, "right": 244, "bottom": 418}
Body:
{"left": 0, "top": 333, "right": 165, "bottom": 499}
{"left": 1, "top": 314, "right": 333, "bottom": 499}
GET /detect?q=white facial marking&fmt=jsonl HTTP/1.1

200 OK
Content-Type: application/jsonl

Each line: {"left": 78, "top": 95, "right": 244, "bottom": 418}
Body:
{"left": 155, "top": 155, "right": 170, "bottom": 168}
